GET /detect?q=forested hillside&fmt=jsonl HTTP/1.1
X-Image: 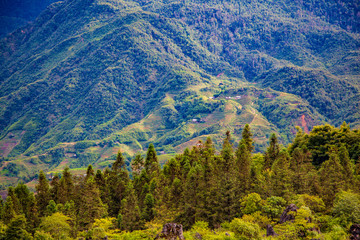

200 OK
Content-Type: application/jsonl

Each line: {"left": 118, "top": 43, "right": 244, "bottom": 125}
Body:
{"left": 0, "top": 0, "right": 57, "bottom": 37}
{"left": 0, "top": 0, "right": 359, "bottom": 184}
{"left": 0, "top": 124, "right": 359, "bottom": 239}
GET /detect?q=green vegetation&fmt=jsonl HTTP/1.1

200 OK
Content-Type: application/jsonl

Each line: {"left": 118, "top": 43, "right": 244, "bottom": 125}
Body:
{"left": 0, "top": 124, "right": 359, "bottom": 239}
{"left": 0, "top": 0, "right": 359, "bottom": 185}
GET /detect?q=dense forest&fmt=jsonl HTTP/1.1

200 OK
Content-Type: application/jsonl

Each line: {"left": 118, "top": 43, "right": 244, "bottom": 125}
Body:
{"left": 0, "top": 123, "right": 359, "bottom": 239}
{"left": 1, "top": 0, "right": 359, "bottom": 186}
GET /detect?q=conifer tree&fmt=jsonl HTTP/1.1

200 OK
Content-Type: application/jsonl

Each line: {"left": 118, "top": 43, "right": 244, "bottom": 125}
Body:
{"left": 271, "top": 149, "right": 293, "bottom": 200}
{"left": 50, "top": 173, "right": 60, "bottom": 203}
{"left": 131, "top": 153, "right": 144, "bottom": 176}
{"left": 4, "top": 215, "right": 32, "bottom": 240}
{"left": 120, "top": 182, "right": 143, "bottom": 231}
{"left": 3, "top": 197, "right": 16, "bottom": 224}
{"left": 107, "top": 151, "right": 130, "bottom": 216}
{"left": 0, "top": 198, "right": 3, "bottom": 221}
{"left": 85, "top": 164, "right": 95, "bottom": 180}
{"left": 112, "top": 151, "right": 126, "bottom": 173}
{"left": 25, "top": 194, "right": 39, "bottom": 234}
{"left": 145, "top": 144, "right": 160, "bottom": 179}
{"left": 242, "top": 124, "right": 254, "bottom": 153}
{"left": 78, "top": 176, "right": 107, "bottom": 229}
{"left": 14, "top": 182, "right": 31, "bottom": 215}
{"left": 35, "top": 170, "right": 51, "bottom": 216}
{"left": 319, "top": 152, "right": 345, "bottom": 206}
{"left": 179, "top": 164, "right": 204, "bottom": 228}
{"left": 14, "top": 182, "right": 39, "bottom": 233}
{"left": 338, "top": 145, "right": 355, "bottom": 190}
{"left": 7, "top": 187, "right": 21, "bottom": 215}
{"left": 235, "top": 142, "right": 251, "bottom": 196}
{"left": 221, "top": 131, "right": 235, "bottom": 171}
{"left": 264, "top": 133, "right": 280, "bottom": 169}
{"left": 142, "top": 193, "right": 155, "bottom": 222}
{"left": 290, "top": 147, "right": 320, "bottom": 195}
{"left": 45, "top": 200, "right": 57, "bottom": 216}
{"left": 58, "top": 167, "right": 74, "bottom": 204}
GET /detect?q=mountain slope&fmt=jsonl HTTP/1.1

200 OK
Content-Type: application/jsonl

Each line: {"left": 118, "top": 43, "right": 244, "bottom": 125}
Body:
{"left": 0, "top": 0, "right": 359, "bottom": 184}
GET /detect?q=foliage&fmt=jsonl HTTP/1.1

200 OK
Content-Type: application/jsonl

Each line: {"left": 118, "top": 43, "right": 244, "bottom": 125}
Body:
{"left": 39, "top": 212, "right": 72, "bottom": 240}
{"left": 229, "top": 218, "right": 261, "bottom": 240}
{"left": 332, "top": 191, "right": 360, "bottom": 226}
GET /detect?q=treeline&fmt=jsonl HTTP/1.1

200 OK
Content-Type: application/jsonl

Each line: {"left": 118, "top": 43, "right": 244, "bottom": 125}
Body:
{"left": 0, "top": 123, "right": 359, "bottom": 239}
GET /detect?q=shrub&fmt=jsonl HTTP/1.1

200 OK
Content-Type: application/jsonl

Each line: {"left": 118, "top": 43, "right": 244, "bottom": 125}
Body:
{"left": 229, "top": 218, "right": 260, "bottom": 240}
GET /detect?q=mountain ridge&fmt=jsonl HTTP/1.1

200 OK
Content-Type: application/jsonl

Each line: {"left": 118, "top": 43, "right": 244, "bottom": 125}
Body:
{"left": 0, "top": 0, "right": 359, "bottom": 185}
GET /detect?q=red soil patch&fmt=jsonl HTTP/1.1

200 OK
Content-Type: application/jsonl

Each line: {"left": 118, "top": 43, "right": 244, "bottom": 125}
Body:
{"left": 300, "top": 114, "right": 309, "bottom": 133}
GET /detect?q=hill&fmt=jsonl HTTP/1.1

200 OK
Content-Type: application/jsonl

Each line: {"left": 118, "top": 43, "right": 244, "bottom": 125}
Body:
{"left": 0, "top": 0, "right": 359, "bottom": 185}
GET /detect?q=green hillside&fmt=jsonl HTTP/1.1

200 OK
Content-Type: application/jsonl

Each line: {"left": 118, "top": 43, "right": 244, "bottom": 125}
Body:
{"left": 0, "top": 0, "right": 359, "bottom": 185}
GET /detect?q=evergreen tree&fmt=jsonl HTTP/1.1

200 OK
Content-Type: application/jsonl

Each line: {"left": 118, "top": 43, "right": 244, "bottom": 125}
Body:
{"left": 85, "top": 164, "right": 95, "bottom": 180}
{"left": 46, "top": 200, "right": 58, "bottom": 216}
{"left": 290, "top": 147, "right": 320, "bottom": 195}
{"left": 145, "top": 144, "right": 160, "bottom": 179}
{"left": 235, "top": 142, "right": 251, "bottom": 197}
{"left": 0, "top": 198, "right": 3, "bottom": 221}
{"left": 142, "top": 193, "right": 155, "bottom": 222}
{"left": 7, "top": 187, "right": 21, "bottom": 215}
{"left": 319, "top": 152, "right": 345, "bottom": 206}
{"left": 264, "top": 133, "right": 280, "bottom": 169}
{"left": 78, "top": 176, "right": 107, "bottom": 229}
{"left": 338, "top": 145, "right": 355, "bottom": 190}
{"left": 112, "top": 151, "right": 126, "bottom": 173}
{"left": 58, "top": 167, "right": 74, "bottom": 204}
{"left": 242, "top": 124, "right": 254, "bottom": 153}
{"left": 131, "top": 153, "right": 144, "bottom": 176}
{"left": 50, "top": 173, "right": 60, "bottom": 203}
{"left": 120, "top": 182, "right": 143, "bottom": 231}
{"left": 4, "top": 215, "right": 32, "bottom": 240}
{"left": 107, "top": 151, "right": 130, "bottom": 216}
{"left": 14, "top": 182, "right": 31, "bottom": 215}
{"left": 25, "top": 194, "right": 39, "bottom": 234}
{"left": 271, "top": 149, "right": 293, "bottom": 200}
{"left": 3, "top": 197, "right": 16, "bottom": 224}
{"left": 221, "top": 131, "right": 235, "bottom": 171}
{"left": 35, "top": 170, "right": 51, "bottom": 216}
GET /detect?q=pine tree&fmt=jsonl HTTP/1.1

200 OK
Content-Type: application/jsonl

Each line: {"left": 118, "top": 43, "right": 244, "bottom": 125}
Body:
{"left": 85, "top": 164, "right": 95, "bottom": 180}
{"left": 290, "top": 147, "right": 320, "bottom": 195}
{"left": 235, "top": 142, "right": 251, "bottom": 196}
{"left": 221, "top": 131, "right": 235, "bottom": 171}
{"left": 120, "top": 182, "right": 143, "bottom": 231}
{"left": 112, "top": 151, "right": 126, "bottom": 173}
{"left": 14, "top": 182, "right": 39, "bottom": 233}
{"left": 35, "top": 170, "right": 51, "bottom": 216}
{"left": 58, "top": 167, "right": 74, "bottom": 204}
{"left": 5, "top": 215, "right": 32, "bottom": 240}
{"left": 7, "top": 187, "right": 21, "bottom": 215}
{"left": 50, "top": 173, "right": 60, "bottom": 203}
{"left": 3, "top": 197, "right": 16, "bottom": 224}
{"left": 319, "top": 152, "right": 345, "bottom": 206}
{"left": 142, "top": 193, "right": 155, "bottom": 222}
{"left": 107, "top": 151, "right": 130, "bottom": 216}
{"left": 45, "top": 200, "right": 57, "bottom": 216}
{"left": 242, "top": 124, "right": 254, "bottom": 153}
{"left": 131, "top": 153, "right": 144, "bottom": 176}
{"left": 338, "top": 145, "right": 355, "bottom": 190}
{"left": 145, "top": 144, "right": 160, "bottom": 179}
{"left": 14, "top": 182, "right": 31, "bottom": 215}
{"left": 264, "top": 133, "right": 280, "bottom": 170}
{"left": 25, "top": 194, "right": 39, "bottom": 234}
{"left": 271, "top": 149, "right": 293, "bottom": 200}
{"left": 78, "top": 176, "right": 107, "bottom": 229}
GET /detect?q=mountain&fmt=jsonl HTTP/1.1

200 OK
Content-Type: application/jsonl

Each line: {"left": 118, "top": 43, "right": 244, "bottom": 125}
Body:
{"left": 0, "top": 0, "right": 359, "bottom": 185}
{"left": 0, "top": 0, "right": 57, "bottom": 37}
